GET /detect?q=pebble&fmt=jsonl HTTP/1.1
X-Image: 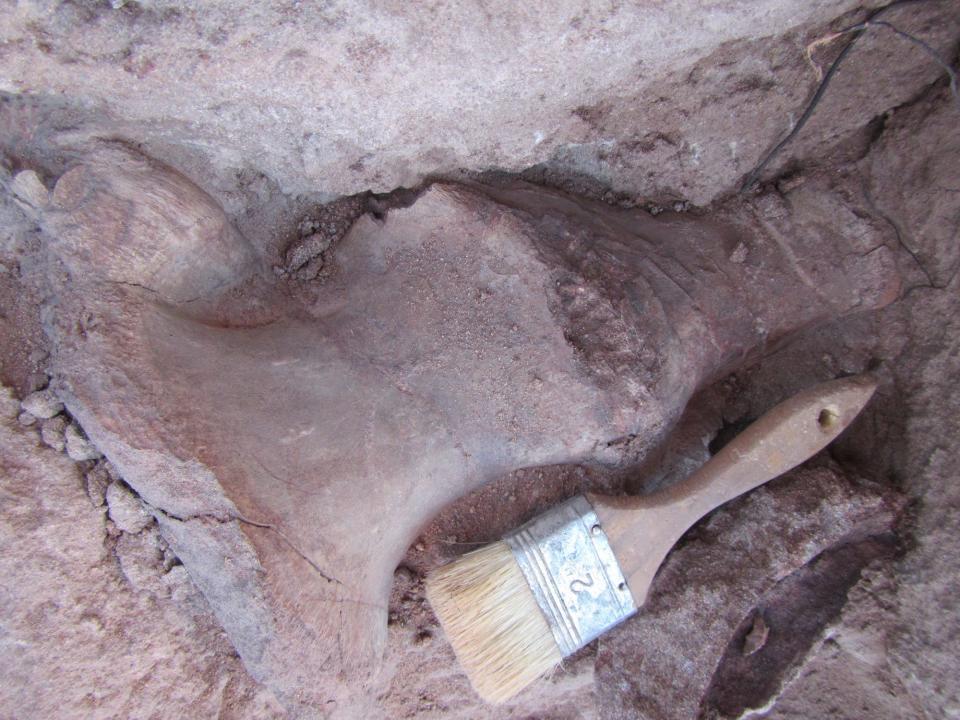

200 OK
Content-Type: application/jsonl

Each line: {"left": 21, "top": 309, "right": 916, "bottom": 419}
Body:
{"left": 40, "top": 416, "right": 68, "bottom": 452}
{"left": 157, "top": 535, "right": 180, "bottom": 571}
{"left": 742, "top": 614, "right": 769, "bottom": 656}
{"left": 114, "top": 528, "right": 165, "bottom": 592}
{"left": 21, "top": 388, "right": 63, "bottom": 419}
{"left": 10, "top": 170, "right": 49, "bottom": 217}
{"left": 84, "top": 463, "right": 112, "bottom": 507}
{"left": 394, "top": 566, "right": 416, "bottom": 587}
{"left": 729, "top": 241, "right": 749, "bottom": 264}
{"left": 17, "top": 412, "right": 37, "bottom": 427}
{"left": 65, "top": 424, "right": 103, "bottom": 461}
{"left": 106, "top": 481, "right": 153, "bottom": 534}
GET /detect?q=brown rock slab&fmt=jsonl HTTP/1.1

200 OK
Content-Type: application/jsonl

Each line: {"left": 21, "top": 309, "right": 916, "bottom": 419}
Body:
{"left": 862, "top": 86, "right": 960, "bottom": 719}
{"left": 735, "top": 84, "right": 960, "bottom": 720}
{"left": 594, "top": 465, "right": 904, "bottom": 720}
{"left": 3, "top": 2, "right": 958, "bottom": 206}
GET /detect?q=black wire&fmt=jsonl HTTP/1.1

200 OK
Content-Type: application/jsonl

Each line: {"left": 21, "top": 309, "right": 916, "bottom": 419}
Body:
{"left": 739, "top": 0, "right": 956, "bottom": 193}
{"left": 869, "top": 20, "right": 960, "bottom": 102}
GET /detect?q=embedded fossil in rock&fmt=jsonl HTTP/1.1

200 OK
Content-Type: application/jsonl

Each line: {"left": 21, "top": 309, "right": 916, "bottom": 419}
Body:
{"left": 37, "top": 146, "right": 900, "bottom": 706}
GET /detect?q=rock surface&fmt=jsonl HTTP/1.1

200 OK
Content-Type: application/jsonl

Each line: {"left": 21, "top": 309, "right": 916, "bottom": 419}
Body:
{"left": 596, "top": 465, "right": 903, "bottom": 720}
{"left": 0, "top": 1, "right": 958, "bottom": 718}
{"left": 2, "top": 1, "right": 958, "bottom": 211}
{"left": 0, "top": 390, "right": 285, "bottom": 719}
{"left": 784, "top": 83, "right": 960, "bottom": 720}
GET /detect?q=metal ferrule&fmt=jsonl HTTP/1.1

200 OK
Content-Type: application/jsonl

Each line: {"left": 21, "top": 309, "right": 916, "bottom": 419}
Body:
{"left": 504, "top": 495, "right": 636, "bottom": 657}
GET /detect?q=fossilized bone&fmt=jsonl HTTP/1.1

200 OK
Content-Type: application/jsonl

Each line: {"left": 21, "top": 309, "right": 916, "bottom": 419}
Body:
{"left": 37, "top": 147, "right": 898, "bottom": 706}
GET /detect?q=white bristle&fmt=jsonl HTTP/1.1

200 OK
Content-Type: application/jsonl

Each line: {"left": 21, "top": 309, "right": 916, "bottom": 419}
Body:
{"left": 425, "top": 540, "right": 563, "bottom": 703}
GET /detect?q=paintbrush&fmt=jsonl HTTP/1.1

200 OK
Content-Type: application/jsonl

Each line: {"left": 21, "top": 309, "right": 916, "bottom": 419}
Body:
{"left": 425, "top": 374, "right": 877, "bottom": 703}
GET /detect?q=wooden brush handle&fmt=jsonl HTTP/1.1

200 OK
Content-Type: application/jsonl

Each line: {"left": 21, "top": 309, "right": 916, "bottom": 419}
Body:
{"left": 588, "top": 374, "right": 877, "bottom": 606}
